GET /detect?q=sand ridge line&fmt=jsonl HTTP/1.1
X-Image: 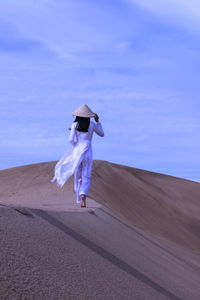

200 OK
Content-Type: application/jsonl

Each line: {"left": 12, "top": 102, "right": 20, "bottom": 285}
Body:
{"left": 31, "top": 207, "right": 181, "bottom": 300}
{"left": 99, "top": 207, "right": 200, "bottom": 274}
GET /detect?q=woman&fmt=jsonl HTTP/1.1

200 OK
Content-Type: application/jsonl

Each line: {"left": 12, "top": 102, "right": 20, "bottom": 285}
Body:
{"left": 51, "top": 104, "right": 104, "bottom": 208}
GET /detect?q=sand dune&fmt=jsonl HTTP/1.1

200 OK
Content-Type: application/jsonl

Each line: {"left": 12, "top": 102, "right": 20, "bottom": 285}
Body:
{"left": 91, "top": 161, "right": 200, "bottom": 253}
{"left": 0, "top": 160, "right": 200, "bottom": 299}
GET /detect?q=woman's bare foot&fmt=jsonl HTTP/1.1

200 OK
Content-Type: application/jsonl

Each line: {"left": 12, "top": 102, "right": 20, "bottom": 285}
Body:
{"left": 80, "top": 194, "right": 86, "bottom": 207}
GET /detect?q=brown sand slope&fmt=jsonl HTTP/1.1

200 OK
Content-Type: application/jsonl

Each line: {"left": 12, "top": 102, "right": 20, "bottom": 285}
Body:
{"left": 0, "top": 160, "right": 200, "bottom": 300}
{"left": 90, "top": 160, "right": 200, "bottom": 254}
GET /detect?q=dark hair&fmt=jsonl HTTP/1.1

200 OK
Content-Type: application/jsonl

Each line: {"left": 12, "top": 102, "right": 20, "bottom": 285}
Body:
{"left": 74, "top": 116, "right": 90, "bottom": 132}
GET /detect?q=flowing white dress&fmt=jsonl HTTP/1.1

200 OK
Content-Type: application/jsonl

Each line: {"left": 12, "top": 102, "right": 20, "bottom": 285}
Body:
{"left": 51, "top": 120, "right": 104, "bottom": 203}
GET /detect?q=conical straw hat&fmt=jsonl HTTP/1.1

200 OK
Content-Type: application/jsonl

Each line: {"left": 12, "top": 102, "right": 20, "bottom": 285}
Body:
{"left": 72, "top": 104, "right": 96, "bottom": 118}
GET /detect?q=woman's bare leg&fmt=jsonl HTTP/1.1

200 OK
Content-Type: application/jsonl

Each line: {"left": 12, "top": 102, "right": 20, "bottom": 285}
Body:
{"left": 80, "top": 194, "right": 86, "bottom": 207}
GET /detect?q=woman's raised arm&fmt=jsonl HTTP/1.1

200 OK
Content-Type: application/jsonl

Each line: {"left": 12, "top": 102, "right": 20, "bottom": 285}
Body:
{"left": 93, "top": 121, "right": 104, "bottom": 137}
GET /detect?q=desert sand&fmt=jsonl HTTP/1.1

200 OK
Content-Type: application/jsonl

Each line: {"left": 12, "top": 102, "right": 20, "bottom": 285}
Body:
{"left": 0, "top": 160, "right": 200, "bottom": 299}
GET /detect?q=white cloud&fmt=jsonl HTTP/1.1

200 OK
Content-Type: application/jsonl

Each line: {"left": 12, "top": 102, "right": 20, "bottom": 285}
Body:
{"left": 0, "top": 0, "right": 135, "bottom": 62}
{"left": 127, "top": 0, "right": 200, "bottom": 31}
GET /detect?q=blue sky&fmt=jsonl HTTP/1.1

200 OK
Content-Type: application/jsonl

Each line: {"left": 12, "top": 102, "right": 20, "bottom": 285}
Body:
{"left": 0, "top": 0, "right": 200, "bottom": 182}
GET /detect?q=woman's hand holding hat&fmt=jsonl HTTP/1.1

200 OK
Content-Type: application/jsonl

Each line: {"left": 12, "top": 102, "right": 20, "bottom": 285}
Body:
{"left": 94, "top": 114, "right": 99, "bottom": 122}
